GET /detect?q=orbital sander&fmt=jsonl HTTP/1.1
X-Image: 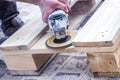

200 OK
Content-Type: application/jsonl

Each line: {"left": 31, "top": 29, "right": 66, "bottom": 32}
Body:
{"left": 46, "top": 10, "right": 76, "bottom": 49}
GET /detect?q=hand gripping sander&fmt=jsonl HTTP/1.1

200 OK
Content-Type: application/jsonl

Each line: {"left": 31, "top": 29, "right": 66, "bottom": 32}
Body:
{"left": 46, "top": 10, "right": 76, "bottom": 49}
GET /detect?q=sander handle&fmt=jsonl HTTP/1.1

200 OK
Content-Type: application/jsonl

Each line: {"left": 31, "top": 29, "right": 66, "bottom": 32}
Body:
{"left": 48, "top": 9, "right": 69, "bottom": 39}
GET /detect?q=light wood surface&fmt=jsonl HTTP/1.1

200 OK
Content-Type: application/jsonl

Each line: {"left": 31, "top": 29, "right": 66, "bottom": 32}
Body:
{"left": 73, "top": 0, "right": 120, "bottom": 47}
{"left": 0, "top": 0, "right": 82, "bottom": 50}
{"left": 0, "top": 0, "right": 82, "bottom": 71}
{"left": 1, "top": 0, "right": 106, "bottom": 73}
{"left": 4, "top": 54, "right": 37, "bottom": 70}
{"left": 1, "top": 0, "right": 103, "bottom": 54}
{"left": 87, "top": 52, "right": 119, "bottom": 72}
{"left": 0, "top": 17, "right": 47, "bottom": 50}
{"left": 4, "top": 53, "right": 53, "bottom": 70}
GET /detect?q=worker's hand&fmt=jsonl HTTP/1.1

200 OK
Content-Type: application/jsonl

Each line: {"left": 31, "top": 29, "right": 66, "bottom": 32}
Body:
{"left": 38, "top": 0, "right": 70, "bottom": 23}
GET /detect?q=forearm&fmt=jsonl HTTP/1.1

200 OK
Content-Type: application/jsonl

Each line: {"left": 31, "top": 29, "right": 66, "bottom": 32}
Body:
{"left": 6, "top": 0, "right": 39, "bottom": 5}
{"left": 6, "top": 0, "right": 70, "bottom": 23}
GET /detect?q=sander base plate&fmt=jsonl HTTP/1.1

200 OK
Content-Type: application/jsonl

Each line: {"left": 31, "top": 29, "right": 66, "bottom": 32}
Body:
{"left": 46, "top": 32, "right": 77, "bottom": 49}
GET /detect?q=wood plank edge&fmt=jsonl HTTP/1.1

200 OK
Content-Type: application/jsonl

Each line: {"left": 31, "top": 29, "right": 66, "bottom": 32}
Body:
{"left": 2, "top": 45, "right": 117, "bottom": 56}
{"left": 9, "top": 54, "right": 57, "bottom": 76}
{"left": 94, "top": 72, "right": 120, "bottom": 77}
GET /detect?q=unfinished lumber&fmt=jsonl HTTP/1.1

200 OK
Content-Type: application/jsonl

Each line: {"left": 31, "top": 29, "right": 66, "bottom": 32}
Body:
{"left": 87, "top": 41, "right": 120, "bottom": 77}
{"left": 94, "top": 72, "right": 120, "bottom": 77}
{"left": 87, "top": 51, "right": 120, "bottom": 77}
{"left": 1, "top": 0, "right": 103, "bottom": 55}
{"left": 73, "top": 0, "right": 120, "bottom": 47}
{"left": 0, "top": 32, "right": 117, "bottom": 56}
{"left": 0, "top": 0, "right": 82, "bottom": 50}
{"left": 0, "top": 17, "right": 47, "bottom": 50}
{"left": 0, "top": 0, "right": 102, "bottom": 51}
{"left": 1, "top": 45, "right": 117, "bottom": 56}
{"left": 1, "top": 15, "right": 53, "bottom": 72}
{"left": 0, "top": 0, "right": 104, "bottom": 76}
{"left": 69, "top": 0, "right": 102, "bottom": 30}
{"left": 87, "top": 52, "right": 119, "bottom": 73}
{"left": 0, "top": 0, "right": 84, "bottom": 74}
{"left": 9, "top": 54, "right": 56, "bottom": 75}
{"left": 4, "top": 54, "right": 53, "bottom": 70}
{"left": 0, "top": 2, "right": 46, "bottom": 74}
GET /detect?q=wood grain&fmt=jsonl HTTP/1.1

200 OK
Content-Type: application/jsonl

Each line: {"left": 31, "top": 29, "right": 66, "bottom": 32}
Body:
{"left": 0, "top": 0, "right": 81, "bottom": 72}
{"left": 0, "top": 0, "right": 83, "bottom": 50}
{"left": 87, "top": 52, "right": 119, "bottom": 72}
{"left": 0, "top": 17, "right": 47, "bottom": 50}
{"left": 73, "top": 0, "right": 120, "bottom": 47}
{"left": 1, "top": 0, "right": 104, "bottom": 54}
{"left": 2, "top": 0, "right": 102, "bottom": 54}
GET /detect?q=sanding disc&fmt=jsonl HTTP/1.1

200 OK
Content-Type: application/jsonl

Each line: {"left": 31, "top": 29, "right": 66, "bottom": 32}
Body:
{"left": 46, "top": 32, "right": 76, "bottom": 49}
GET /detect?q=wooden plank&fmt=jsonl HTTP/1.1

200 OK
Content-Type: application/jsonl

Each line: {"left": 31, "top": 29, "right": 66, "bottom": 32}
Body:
{"left": 86, "top": 36, "right": 120, "bottom": 77}
{"left": 4, "top": 54, "right": 37, "bottom": 70}
{"left": 2, "top": 33, "right": 117, "bottom": 56}
{"left": 87, "top": 41, "right": 120, "bottom": 73}
{"left": 94, "top": 72, "right": 120, "bottom": 77}
{"left": 1, "top": 0, "right": 84, "bottom": 72}
{"left": 1, "top": 46, "right": 117, "bottom": 56}
{"left": 114, "top": 46, "right": 120, "bottom": 68}
{"left": 69, "top": 0, "right": 103, "bottom": 30}
{"left": 87, "top": 52, "right": 119, "bottom": 72}
{"left": 1, "top": 15, "right": 54, "bottom": 71}
{"left": 1, "top": 0, "right": 104, "bottom": 55}
{"left": 9, "top": 54, "right": 56, "bottom": 75}
{"left": 0, "top": 17, "right": 47, "bottom": 50}
{"left": 0, "top": 0, "right": 80, "bottom": 50}
{"left": 73, "top": 0, "right": 120, "bottom": 47}
{"left": 3, "top": 53, "right": 53, "bottom": 70}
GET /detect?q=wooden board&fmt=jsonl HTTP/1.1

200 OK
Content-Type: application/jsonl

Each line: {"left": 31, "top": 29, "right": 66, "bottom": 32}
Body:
{"left": 4, "top": 54, "right": 53, "bottom": 70}
{"left": 0, "top": 17, "right": 47, "bottom": 50}
{"left": 87, "top": 44, "right": 120, "bottom": 75}
{"left": 94, "top": 72, "right": 120, "bottom": 77}
{"left": 1, "top": 44, "right": 117, "bottom": 56}
{"left": 87, "top": 52, "right": 119, "bottom": 72}
{"left": 9, "top": 54, "right": 56, "bottom": 75}
{"left": 0, "top": 0, "right": 81, "bottom": 50}
{"left": 1, "top": 0, "right": 104, "bottom": 55}
{"left": 0, "top": 0, "right": 87, "bottom": 73}
{"left": 73, "top": 0, "right": 120, "bottom": 47}
{"left": 69, "top": 0, "right": 103, "bottom": 30}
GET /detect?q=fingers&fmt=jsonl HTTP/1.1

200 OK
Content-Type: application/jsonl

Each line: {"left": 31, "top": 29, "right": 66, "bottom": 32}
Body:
{"left": 54, "top": 1, "right": 69, "bottom": 13}
{"left": 46, "top": 0, "right": 69, "bottom": 13}
{"left": 58, "top": 0, "right": 71, "bottom": 11}
{"left": 38, "top": 0, "right": 71, "bottom": 23}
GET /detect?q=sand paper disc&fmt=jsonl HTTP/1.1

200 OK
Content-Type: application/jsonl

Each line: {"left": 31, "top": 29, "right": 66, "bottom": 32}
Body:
{"left": 46, "top": 32, "right": 76, "bottom": 49}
